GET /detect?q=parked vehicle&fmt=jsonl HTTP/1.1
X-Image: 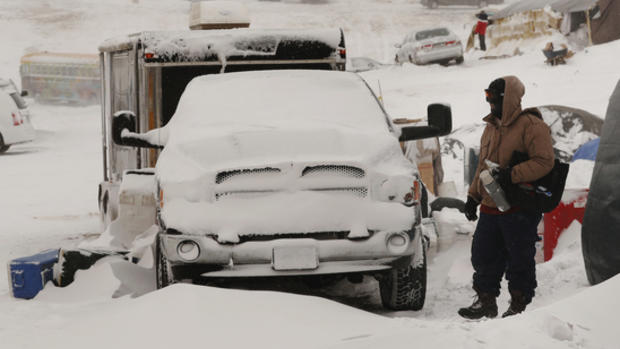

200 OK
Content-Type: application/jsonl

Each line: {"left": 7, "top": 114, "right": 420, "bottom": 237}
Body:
{"left": 20, "top": 52, "right": 100, "bottom": 105}
{"left": 0, "top": 79, "right": 35, "bottom": 153}
{"left": 395, "top": 27, "right": 464, "bottom": 66}
{"left": 421, "top": 0, "right": 503, "bottom": 9}
{"left": 112, "top": 69, "right": 452, "bottom": 310}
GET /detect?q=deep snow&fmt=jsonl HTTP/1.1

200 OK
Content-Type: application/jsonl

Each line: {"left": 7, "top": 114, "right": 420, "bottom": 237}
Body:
{"left": 1, "top": 0, "right": 617, "bottom": 348}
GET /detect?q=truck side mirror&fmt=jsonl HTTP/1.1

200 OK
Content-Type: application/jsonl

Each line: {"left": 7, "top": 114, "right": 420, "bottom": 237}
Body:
{"left": 111, "top": 111, "right": 162, "bottom": 148}
{"left": 112, "top": 111, "right": 137, "bottom": 145}
{"left": 398, "top": 103, "right": 452, "bottom": 142}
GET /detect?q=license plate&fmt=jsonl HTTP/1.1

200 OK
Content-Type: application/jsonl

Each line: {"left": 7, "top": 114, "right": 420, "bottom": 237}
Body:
{"left": 272, "top": 245, "right": 318, "bottom": 271}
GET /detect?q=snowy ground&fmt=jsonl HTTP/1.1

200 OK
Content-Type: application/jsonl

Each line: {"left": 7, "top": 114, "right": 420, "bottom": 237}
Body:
{"left": 1, "top": 0, "right": 619, "bottom": 348}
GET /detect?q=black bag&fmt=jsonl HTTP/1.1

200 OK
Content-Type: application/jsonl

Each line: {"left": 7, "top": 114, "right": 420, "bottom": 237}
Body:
{"left": 502, "top": 151, "right": 569, "bottom": 213}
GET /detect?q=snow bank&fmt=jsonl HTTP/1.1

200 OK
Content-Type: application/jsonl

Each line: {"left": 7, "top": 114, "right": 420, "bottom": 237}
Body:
{"left": 565, "top": 159, "right": 594, "bottom": 189}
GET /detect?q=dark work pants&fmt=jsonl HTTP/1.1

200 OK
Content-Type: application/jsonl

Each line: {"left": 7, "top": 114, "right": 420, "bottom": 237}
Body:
{"left": 471, "top": 210, "right": 541, "bottom": 302}
{"left": 479, "top": 34, "right": 486, "bottom": 51}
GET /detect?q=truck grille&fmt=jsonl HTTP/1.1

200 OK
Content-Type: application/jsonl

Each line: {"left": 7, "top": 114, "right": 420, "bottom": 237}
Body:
{"left": 216, "top": 167, "right": 281, "bottom": 184}
{"left": 301, "top": 165, "right": 365, "bottom": 178}
{"left": 309, "top": 187, "right": 368, "bottom": 198}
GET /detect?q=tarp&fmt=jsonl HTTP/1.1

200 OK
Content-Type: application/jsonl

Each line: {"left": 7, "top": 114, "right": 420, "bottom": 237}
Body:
{"left": 493, "top": 0, "right": 597, "bottom": 19}
{"left": 572, "top": 137, "right": 600, "bottom": 161}
{"left": 582, "top": 79, "right": 620, "bottom": 285}
{"left": 591, "top": 0, "right": 620, "bottom": 45}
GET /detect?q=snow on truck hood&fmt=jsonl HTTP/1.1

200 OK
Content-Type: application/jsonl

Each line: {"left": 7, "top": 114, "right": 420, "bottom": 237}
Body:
{"left": 152, "top": 70, "right": 417, "bottom": 238}
{"left": 155, "top": 70, "right": 412, "bottom": 182}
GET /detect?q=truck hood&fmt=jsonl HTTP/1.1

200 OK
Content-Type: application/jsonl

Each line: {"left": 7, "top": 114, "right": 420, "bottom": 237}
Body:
{"left": 156, "top": 127, "right": 413, "bottom": 184}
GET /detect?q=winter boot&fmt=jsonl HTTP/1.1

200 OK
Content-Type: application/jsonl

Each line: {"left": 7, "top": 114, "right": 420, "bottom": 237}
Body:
{"left": 458, "top": 293, "right": 498, "bottom": 319}
{"left": 502, "top": 290, "right": 529, "bottom": 318}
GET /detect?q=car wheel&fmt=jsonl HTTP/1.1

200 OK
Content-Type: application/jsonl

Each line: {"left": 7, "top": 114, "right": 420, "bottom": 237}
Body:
{"left": 456, "top": 56, "right": 464, "bottom": 64}
{"left": 408, "top": 55, "right": 413, "bottom": 63}
{"left": 156, "top": 234, "right": 175, "bottom": 289}
{"left": 379, "top": 235, "right": 427, "bottom": 310}
{"left": 0, "top": 133, "right": 10, "bottom": 153}
{"left": 395, "top": 54, "right": 399, "bottom": 64}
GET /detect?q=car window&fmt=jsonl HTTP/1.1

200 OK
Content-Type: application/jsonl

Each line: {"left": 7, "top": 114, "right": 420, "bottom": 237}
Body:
{"left": 415, "top": 28, "right": 450, "bottom": 41}
{"left": 9, "top": 92, "right": 28, "bottom": 109}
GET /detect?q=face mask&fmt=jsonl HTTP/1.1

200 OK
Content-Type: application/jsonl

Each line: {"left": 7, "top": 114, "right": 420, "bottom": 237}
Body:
{"left": 485, "top": 88, "right": 504, "bottom": 118}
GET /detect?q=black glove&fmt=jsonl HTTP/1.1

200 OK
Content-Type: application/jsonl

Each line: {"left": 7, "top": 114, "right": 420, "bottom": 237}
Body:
{"left": 495, "top": 167, "right": 512, "bottom": 190}
{"left": 464, "top": 196, "right": 479, "bottom": 221}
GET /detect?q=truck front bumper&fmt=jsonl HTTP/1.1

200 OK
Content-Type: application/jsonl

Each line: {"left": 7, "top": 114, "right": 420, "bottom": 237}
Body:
{"left": 161, "top": 229, "right": 417, "bottom": 277}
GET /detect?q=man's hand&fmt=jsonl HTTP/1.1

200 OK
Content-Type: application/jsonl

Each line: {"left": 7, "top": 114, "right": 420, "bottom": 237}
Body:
{"left": 496, "top": 167, "right": 512, "bottom": 189}
{"left": 464, "top": 196, "right": 479, "bottom": 221}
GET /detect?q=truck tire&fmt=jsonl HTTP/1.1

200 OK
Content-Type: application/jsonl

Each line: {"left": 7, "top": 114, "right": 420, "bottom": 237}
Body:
{"left": 0, "top": 134, "right": 10, "bottom": 153}
{"left": 156, "top": 235, "right": 175, "bottom": 289}
{"left": 379, "top": 239, "right": 427, "bottom": 310}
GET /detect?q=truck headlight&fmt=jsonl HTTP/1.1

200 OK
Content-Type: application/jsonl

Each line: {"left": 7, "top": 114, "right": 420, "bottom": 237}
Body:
{"left": 378, "top": 176, "right": 421, "bottom": 206}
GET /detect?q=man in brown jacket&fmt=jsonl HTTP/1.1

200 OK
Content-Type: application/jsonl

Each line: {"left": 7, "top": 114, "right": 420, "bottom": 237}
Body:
{"left": 458, "top": 76, "right": 555, "bottom": 319}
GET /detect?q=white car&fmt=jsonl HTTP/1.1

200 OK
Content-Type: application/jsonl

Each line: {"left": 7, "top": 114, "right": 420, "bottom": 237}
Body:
{"left": 111, "top": 70, "right": 452, "bottom": 310}
{"left": 395, "top": 27, "right": 464, "bottom": 66}
{"left": 0, "top": 79, "right": 35, "bottom": 153}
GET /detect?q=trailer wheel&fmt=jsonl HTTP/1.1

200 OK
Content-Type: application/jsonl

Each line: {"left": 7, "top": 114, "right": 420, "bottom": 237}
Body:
{"left": 0, "top": 134, "right": 10, "bottom": 153}
{"left": 379, "top": 237, "right": 427, "bottom": 310}
{"left": 156, "top": 234, "right": 175, "bottom": 289}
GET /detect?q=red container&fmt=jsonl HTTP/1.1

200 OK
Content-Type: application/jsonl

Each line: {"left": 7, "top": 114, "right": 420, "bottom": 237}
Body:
{"left": 543, "top": 189, "right": 589, "bottom": 261}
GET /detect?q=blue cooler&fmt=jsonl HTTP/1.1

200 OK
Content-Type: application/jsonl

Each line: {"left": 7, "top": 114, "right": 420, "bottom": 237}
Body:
{"left": 8, "top": 249, "right": 59, "bottom": 299}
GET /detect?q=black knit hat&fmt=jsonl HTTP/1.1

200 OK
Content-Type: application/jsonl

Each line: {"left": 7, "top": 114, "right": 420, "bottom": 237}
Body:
{"left": 488, "top": 78, "right": 505, "bottom": 95}
{"left": 485, "top": 78, "right": 505, "bottom": 103}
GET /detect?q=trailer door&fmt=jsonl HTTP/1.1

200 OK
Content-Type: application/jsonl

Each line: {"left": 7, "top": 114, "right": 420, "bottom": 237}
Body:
{"left": 108, "top": 51, "right": 138, "bottom": 181}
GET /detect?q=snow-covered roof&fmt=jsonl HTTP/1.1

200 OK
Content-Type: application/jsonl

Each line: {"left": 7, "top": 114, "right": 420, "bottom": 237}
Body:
{"left": 20, "top": 52, "right": 99, "bottom": 65}
{"left": 493, "top": 0, "right": 598, "bottom": 19}
{"left": 98, "top": 28, "right": 344, "bottom": 63}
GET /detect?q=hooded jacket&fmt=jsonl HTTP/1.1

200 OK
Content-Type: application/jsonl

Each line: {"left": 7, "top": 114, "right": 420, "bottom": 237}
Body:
{"left": 468, "top": 76, "right": 555, "bottom": 208}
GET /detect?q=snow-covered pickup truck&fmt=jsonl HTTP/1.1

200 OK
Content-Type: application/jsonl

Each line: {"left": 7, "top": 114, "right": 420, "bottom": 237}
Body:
{"left": 111, "top": 70, "right": 451, "bottom": 310}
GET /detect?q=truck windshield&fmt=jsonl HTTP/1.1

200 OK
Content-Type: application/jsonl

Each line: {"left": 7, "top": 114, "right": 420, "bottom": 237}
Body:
{"left": 169, "top": 70, "right": 390, "bottom": 133}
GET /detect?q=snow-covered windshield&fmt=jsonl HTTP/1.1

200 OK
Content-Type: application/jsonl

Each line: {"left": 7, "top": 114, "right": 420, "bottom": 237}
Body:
{"left": 166, "top": 70, "right": 390, "bottom": 139}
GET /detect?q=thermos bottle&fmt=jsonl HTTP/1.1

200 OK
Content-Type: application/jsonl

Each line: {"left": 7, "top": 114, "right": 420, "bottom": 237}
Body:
{"left": 480, "top": 169, "right": 512, "bottom": 212}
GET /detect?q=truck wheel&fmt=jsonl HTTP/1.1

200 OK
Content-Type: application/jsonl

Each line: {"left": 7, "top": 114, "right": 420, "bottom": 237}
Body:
{"left": 156, "top": 235, "right": 175, "bottom": 289}
{"left": 379, "top": 239, "right": 427, "bottom": 310}
{"left": 0, "top": 134, "right": 10, "bottom": 153}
